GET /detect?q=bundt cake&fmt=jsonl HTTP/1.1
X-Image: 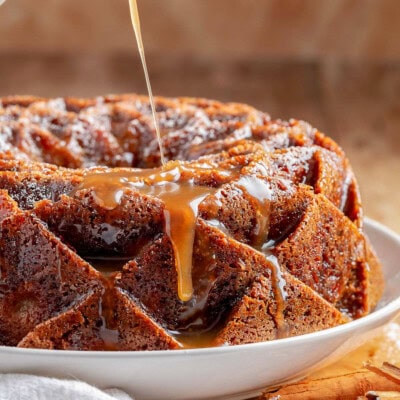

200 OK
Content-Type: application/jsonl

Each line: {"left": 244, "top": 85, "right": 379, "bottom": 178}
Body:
{"left": 0, "top": 94, "right": 384, "bottom": 350}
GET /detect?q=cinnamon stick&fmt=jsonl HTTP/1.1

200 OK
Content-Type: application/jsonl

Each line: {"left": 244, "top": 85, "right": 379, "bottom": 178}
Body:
{"left": 261, "top": 363, "right": 400, "bottom": 400}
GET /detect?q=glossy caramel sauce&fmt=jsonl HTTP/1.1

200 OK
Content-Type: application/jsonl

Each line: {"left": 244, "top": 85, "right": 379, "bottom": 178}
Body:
{"left": 98, "top": 282, "right": 120, "bottom": 350}
{"left": 233, "top": 177, "right": 289, "bottom": 338}
{"left": 265, "top": 254, "right": 289, "bottom": 339}
{"left": 74, "top": 161, "right": 222, "bottom": 301}
{"left": 236, "top": 175, "right": 273, "bottom": 247}
{"left": 72, "top": 158, "right": 290, "bottom": 346}
{"left": 87, "top": 257, "right": 131, "bottom": 276}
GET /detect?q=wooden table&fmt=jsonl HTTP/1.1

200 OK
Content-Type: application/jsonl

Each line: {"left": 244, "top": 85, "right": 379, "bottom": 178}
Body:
{"left": 259, "top": 319, "right": 400, "bottom": 399}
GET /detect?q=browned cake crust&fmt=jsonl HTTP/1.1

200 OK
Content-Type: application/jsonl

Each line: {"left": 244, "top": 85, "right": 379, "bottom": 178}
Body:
{"left": 0, "top": 94, "right": 384, "bottom": 350}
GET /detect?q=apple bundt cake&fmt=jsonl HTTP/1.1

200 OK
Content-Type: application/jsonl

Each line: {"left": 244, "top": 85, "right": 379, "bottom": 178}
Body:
{"left": 0, "top": 94, "right": 384, "bottom": 350}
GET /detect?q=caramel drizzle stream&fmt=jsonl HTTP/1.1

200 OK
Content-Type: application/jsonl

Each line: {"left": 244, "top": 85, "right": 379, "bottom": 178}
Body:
{"left": 129, "top": 0, "right": 166, "bottom": 165}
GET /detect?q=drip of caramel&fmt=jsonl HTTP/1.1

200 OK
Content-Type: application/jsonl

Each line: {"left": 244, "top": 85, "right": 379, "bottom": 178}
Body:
{"left": 265, "top": 254, "right": 289, "bottom": 339}
{"left": 98, "top": 287, "right": 120, "bottom": 350}
{"left": 236, "top": 175, "right": 272, "bottom": 247}
{"left": 129, "top": 0, "right": 166, "bottom": 165}
{"left": 87, "top": 257, "right": 132, "bottom": 276}
{"left": 73, "top": 161, "right": 218, "bottom": 301}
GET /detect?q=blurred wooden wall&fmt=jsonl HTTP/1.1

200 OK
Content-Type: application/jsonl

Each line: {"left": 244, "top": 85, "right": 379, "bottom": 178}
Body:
{"left": 0, "top": 1, "right": 399, "bottom": 231}
{"left": 0, "top": 0, "right": 400, "bottom": 61}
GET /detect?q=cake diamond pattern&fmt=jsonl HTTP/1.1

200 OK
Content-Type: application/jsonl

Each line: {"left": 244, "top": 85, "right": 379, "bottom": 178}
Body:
{"left": 0, "top": 94, "right": 384, "bottom": 350}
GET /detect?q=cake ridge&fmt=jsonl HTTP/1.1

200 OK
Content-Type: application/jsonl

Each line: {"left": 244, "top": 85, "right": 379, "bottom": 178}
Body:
{"left": 0, "top": 94, "right": 384, "bottom": 351}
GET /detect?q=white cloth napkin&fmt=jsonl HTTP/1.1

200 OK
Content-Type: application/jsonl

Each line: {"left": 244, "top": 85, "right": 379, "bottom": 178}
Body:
{"left": 0, "top": 374, "right": 134, "bottom": 400}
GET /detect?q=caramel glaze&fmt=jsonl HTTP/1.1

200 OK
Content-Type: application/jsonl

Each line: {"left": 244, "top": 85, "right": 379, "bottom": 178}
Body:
{"left": 98, "top": 278, "right": 120, "bottom": 350}
{"left": 72, "top": 160, "right": 290, "bottom": 348}
{"left": 73, "top": 160, "right": 226, "bottom": 301}
{"left": 264, "top": 253, "right": 289, "bottom": 339}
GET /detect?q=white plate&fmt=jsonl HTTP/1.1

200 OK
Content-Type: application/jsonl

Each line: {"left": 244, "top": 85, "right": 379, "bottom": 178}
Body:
{"left": 1, "top": 218, "right": 400, "bottom": 400}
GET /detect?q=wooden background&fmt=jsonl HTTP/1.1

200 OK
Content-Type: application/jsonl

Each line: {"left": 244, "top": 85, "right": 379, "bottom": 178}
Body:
{"left": 0, "top": 0, "right": 399, "bottom": 232}
{"left": 1, "top": 0, "right": 400, "bottom": 60}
